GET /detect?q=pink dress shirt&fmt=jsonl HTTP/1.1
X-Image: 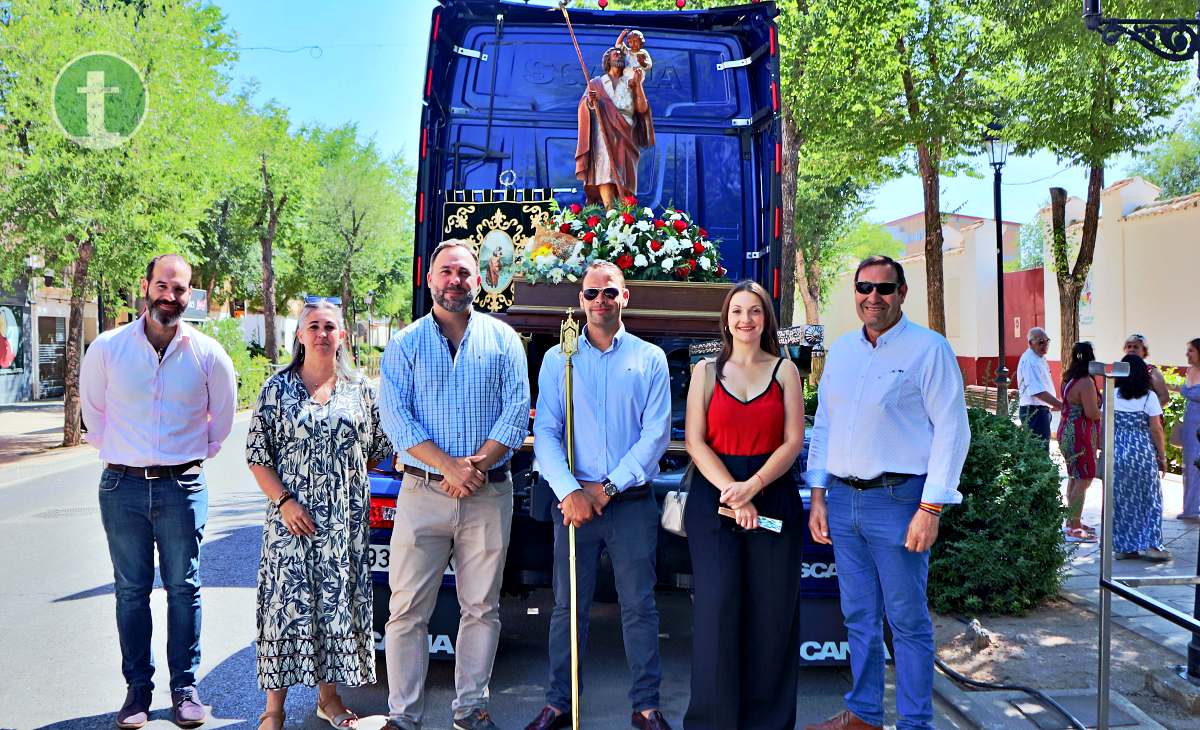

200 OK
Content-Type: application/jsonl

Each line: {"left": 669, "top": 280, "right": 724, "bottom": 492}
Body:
{"left": 80, "top": 314, "right": 237, "bottom": 466}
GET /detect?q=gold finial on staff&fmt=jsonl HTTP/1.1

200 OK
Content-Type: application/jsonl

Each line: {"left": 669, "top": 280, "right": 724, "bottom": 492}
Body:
{"left": 559, "top": 307, "right": 581, "bottom": 730}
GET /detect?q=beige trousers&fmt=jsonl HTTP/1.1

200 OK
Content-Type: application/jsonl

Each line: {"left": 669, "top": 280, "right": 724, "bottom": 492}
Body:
{"left": 384, "top": 473, "right": 513, "bottom": 728}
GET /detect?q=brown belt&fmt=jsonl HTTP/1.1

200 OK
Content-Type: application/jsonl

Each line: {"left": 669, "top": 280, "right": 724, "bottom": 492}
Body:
{"left": 105, "top": 460, "right": 203, "bottom": 480}
{"left": 403, "top": 464, "right": 510, "bottom": 484}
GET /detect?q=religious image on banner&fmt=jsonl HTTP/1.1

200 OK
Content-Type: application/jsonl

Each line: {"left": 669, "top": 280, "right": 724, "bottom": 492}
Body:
{"left": 0, "top": 305, "right": 23, "bottom": 370}
{"left": 1078, "top": 273, "right": 1095, "bottom": 325}
{"left": 442, "top": 191, "right": 554, "bottom": 312}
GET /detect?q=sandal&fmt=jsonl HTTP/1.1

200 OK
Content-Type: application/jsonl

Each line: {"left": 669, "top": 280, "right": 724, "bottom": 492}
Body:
{"left": 1064, "top": 527, "right": 1097, "bottom": 543}
{"left": 317, "top": 698, "right": 359, "bottom": 729}
{"left": 257, "top": 710, "right": 284, "bottom": 730}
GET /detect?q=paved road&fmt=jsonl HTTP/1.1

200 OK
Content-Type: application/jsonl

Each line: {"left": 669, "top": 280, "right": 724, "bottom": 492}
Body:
{"left": 0, "top": 420, "right": 966, "bottom": 729}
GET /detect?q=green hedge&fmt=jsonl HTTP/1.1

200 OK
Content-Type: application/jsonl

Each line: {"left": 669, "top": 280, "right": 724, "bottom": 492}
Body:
{"left": 197, "top": 319, "right": 274, "bottom": 408}
{"left": 928, "top": 407, "right": 1069, "bottom": 615}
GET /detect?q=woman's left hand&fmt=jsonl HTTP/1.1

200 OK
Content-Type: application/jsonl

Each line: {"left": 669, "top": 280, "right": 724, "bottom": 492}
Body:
{"left": 720, "top": 480, "right": 758, "bottom": 510}
{"left": 1158, "top": 454, "right": 1168, "bottom": 476}
{"left": 734, "top": 503, "right": 759, "bottom": 531}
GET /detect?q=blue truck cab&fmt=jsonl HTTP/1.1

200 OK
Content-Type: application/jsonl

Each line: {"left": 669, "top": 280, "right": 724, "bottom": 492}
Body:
{"left": 368, "top": 0, "right": 849, "bottom": 665}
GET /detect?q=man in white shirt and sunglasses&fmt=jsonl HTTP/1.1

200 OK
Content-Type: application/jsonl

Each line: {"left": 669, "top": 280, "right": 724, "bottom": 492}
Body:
{"left": 805, "top": 255, "right": 970, "bottom": 730}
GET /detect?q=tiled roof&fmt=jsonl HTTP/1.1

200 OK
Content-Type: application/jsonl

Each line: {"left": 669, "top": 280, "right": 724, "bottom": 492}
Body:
{"left": 1125, "top": 191, "right": 1200, "bottom": 219}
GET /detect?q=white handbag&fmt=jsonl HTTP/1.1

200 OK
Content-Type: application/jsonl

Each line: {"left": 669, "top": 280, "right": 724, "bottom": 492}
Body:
{"left": 661, "top": 489, "right": 688, "bottom": 537}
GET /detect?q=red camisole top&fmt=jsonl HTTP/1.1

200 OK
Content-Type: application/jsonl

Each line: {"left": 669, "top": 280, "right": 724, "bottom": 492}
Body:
{"left": 705, "top": 358, "right": 786, "bottom": 456}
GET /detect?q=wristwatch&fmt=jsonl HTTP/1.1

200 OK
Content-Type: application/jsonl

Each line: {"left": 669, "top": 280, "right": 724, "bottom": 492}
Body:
{"left": 602, "top": 478, "right": 619, "bottom": 498}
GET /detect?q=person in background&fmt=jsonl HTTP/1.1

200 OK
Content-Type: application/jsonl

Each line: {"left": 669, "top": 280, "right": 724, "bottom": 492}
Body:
{"left": 683, "top": 280, "right": 806, "bottom": 730}
{"left": 1016, "top": 327, "right": 1061, "bottom": 448}
{"left": 1111, "top": 354, "right": 1170, "bottom": 562}
{"left": 80, "top": 253, "right": 237, "bottom": 729}
{"left": 246, "top": 299, "right": 392, "bottom": 730}
{"left": 1058, "top": 342, "right": 1102, "bottom": 543}
{"left": 1174, "top": 338, "right": 1200, "bottom": 522}
{"left": 1123, "top": 333, "right": 1169, "bottom": 408}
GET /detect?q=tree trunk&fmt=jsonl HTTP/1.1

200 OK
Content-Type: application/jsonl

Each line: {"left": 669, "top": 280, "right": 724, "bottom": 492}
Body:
{"left": 1050, "top": 167, "right": 1104, "bottom": 364}
{"left": 260, "top": 232, "right": 277, "bottom": 361}
{"left": 780, "top": 108, "right": 800, "bottom": 326}
{"left": 62, "top": 239, "right": 94, "bottom": 447}
{"left": 341, "top": 264, "right": 355, "bottom": 364}
{"left": 917, "top": 142, "right": 946, "bottom": 335}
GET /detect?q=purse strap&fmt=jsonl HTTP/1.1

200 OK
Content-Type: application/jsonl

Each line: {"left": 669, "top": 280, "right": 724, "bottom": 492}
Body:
{"left": 702, "top": 357, "right": 718, "bottom": 409}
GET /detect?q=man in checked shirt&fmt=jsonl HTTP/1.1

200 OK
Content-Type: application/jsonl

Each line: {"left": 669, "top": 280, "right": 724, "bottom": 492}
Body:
{"left": 804, "top": 255, "right": 970, "bottom": 730}
{"left": 377, "top": 240, "right": 530, "bottom": 730}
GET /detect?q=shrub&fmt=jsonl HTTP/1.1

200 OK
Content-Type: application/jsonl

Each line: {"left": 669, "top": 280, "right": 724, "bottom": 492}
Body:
{"left": 1162, "top": 369, "right": 1187, "bottom": 474}
{"left": 928, "top": 407, "right": 1069, "bottom": 615}
{"left": 198, "top": 319, "right": 275, "bottom": 408}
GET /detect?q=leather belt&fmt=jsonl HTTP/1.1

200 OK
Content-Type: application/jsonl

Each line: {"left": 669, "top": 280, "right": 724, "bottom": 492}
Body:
{"left": 1019, "top": 404, "right": 1049, "bottom": 411}
{"left": 403, "top": 465, "right": 510, "bottom": 484}
{"left": 610, "top": 484, "right": 650, "bottom": 502}
{"left": 837, "top": 472, "right": 916, "bottom": 490}
{"left": 106, "top": 460, "right": 203, "bottom": 480}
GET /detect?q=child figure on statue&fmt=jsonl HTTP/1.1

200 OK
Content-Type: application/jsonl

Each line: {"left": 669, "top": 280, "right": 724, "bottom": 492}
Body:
{"left": 615, "top": 29, "right": 652, "bottom": 81}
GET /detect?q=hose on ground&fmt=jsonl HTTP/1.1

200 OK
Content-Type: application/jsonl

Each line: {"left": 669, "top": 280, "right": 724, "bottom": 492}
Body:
{"left": 934, "top": 657, "right": 1087, "bottom": 730}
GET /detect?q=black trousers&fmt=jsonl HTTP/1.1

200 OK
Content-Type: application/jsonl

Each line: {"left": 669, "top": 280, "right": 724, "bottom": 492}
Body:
{"left": 1020, "top": 405, "right": 1051, "bottom": 448}
{"left": 682, "top": 453, "right": 803, "bottom": 730}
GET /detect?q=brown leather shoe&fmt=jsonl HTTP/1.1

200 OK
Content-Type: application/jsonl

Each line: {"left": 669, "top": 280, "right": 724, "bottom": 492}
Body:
{"left": 631, "top": 709, "right": 672, "bottom": 730}
{"left": 525, "top": 706, "right": 570, "bottom": 730}
{"left": 804, "top": 709, "right": 882, "bottom": 730}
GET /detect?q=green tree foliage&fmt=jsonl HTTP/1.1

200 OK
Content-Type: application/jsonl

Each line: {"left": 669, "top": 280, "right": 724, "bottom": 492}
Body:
{"left": 1130, "top": 106, "right": 1200, "bottom": 198}
{"left": 197, "top": 318, "right": 271, "bottom": 408}
{"left": 1003, "top": 0, "right": 1191, "bottom": 366}
{"left": 792, "top": 0, "right": 1018, "bottom": 335}
{"left": 0, "top": 0, "right": 237, "bottom": 444}
{"left": 1014, "top": 213, "right": 1046, "bottom": 272}
{"left": 929, "top": 408, "right": 1069, "bottom": 614}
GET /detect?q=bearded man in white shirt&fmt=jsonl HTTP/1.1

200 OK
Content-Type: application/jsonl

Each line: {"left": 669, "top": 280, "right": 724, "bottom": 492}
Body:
{"left": 80, "top": 254, "right": 236, "bottom": 729}
{"left": 804, "top": 256, "right": 971, "bottom": 730}
{"left": 1016, "top": 327, "right": 1061, "bottom": 448}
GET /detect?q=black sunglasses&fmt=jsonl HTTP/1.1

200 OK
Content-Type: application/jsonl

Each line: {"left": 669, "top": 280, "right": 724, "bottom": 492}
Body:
{"left": 854, "top": 281, "right": 899, "bottom": 296}
{"left": 582, "top": 287, "right": 621, "bottom": 301}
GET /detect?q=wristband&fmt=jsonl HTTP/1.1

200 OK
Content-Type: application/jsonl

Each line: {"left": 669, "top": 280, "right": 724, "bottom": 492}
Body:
{"left": 752, "top": 474, "right": 765, "bottom": 491}
{"left": 274, "top": 491, "right": 294, "bottom": 508}
{"left": 919, "top": 502, "right": 943, "bottom": 516}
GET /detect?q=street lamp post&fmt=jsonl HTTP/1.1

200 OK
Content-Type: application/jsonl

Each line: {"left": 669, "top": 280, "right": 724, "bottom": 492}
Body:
{"left": 1083, "top": 0, "right": 1200, "bottom": 80}
{"left": 1083, "top": 0, "right": 1200, "bottom": 688}
{"left": 985, "top": 123, "right": 1009, "bottom": 418}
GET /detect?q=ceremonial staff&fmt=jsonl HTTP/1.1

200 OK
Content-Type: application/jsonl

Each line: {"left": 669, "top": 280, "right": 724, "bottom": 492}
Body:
{"left": 558, "top": 308, "right": 582, "bottom": 730}
{"left": 555, "top": 0, "right": 595, "bottom": 110}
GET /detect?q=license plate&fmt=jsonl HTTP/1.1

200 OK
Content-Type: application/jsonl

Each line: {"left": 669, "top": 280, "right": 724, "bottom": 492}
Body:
{"left": 369, "top": 544, "right": 391, "bottom": 572}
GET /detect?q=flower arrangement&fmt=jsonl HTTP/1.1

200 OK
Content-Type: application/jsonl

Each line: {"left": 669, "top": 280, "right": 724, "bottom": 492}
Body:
{"left": 519, "top": 196, "right": 727, "bottom": 285}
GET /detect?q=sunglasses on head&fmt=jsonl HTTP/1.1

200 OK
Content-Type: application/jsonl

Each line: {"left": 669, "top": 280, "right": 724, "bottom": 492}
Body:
{"left": 582, "top": 287, "right": 621, "bottom": 301}
{"left": 305, "top": 295, "right": 342, "bottom": 305}
{"left": 854, "top": 281, "right": 899, "bottom": 296}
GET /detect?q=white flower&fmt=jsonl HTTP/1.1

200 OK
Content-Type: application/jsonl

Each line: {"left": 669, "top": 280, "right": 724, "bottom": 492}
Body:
{"left": 635, "top": 220, "right": 650, "bottom": 232}
{"left": 669, "top": 213, "right": 681, "bottom": 221}
{"left": 549, "top": 269, "right": 564, "bottom": 284}
{"left": 643, "top": 206, "right": 654, "bottom": 218}
{"left": 662, "top": 257, "right": 675, "bottom": 269}
{"left": 570, "top": 220, "right": 582, "bottom": 230}
{"left": 607, "top": 209, "right": 618, "bottom": 218}
{"left": 566, "top": 273, "right": 578, "bottom": 282}
{"left": 699, "top": 257, "right": 711, "bottom": 270}
{"left": 634, "top": 254, "right": 648, "bottom": 267}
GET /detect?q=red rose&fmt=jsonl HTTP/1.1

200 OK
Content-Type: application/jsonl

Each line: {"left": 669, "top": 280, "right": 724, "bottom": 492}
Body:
{"left": 621, "top": 212, "right": 636, "bottom": 225}
{"left": 582, "top": 231, "right": 596, "bottom": 244}
{"left": 716, "top": 265, "right": 727, "bottom": 276}
{"left": 650, "top": 241, "right": 663, "bottom": 252}
{"left": 692, "top": 242, "right": 705, "bottom": 254}
{"left": 653, "top": 219, "right": 666, "bottom": 229}
{"left": 672, "top": 219, "right": 688, "bottom": 233}
{"left": 586, "top": 215, "right": 600, "bottom": 227}
{"left": 699, "top": 228, "right": 709, "bottom": 239}
{"left": 675, "top": 266, "right": 690, "bottom": 278}
{"left": 616, "top": 254, "right": 635, "bottom": 270}
{"left": 688, "top": 258, "right": 697, "bottom": 271}
{"left": 559, "top": 223, "right": 571, "bottom": 234}
{"left": 621, "top": 195, "right": 637, "bottom": 206}
{"left": 569, "top": 203, "right": 583, "bottom": 214}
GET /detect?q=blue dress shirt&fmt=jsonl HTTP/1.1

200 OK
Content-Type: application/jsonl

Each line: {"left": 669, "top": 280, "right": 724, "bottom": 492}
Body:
{"left": 378, "top": 309, "right": 530, "bottom": 472}
{"left": 534, "top": 325, "right": 672, "bottom": 501}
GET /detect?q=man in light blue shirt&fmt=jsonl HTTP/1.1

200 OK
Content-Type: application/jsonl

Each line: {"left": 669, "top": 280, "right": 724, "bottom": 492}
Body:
{"left": 378, "top": 240, "right": 529, "bottom": 730}
{"left": 805, "top": 256, "right": 970, "bottom": 730}
{"left": 526, "top": 260, "right": 673, "bottom": 730}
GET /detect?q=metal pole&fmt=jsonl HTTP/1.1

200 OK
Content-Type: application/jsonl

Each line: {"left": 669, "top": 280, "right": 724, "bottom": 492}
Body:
{"left": 559, "top": 310, "right": 581, "bottom": 730}
{"left": 993, "top": 165, "right": 1009, "bottom": 416}
{"left": 1190, "top": 483, "right": 1200, "bottom": 684}
{"left": 1093, "top": 360, "right": 1126, "bottom": 728}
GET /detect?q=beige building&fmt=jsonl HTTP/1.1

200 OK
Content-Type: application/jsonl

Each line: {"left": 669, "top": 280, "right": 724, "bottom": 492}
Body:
{"left": 1041, "top": 176, "right": 1200, "bottom": 371}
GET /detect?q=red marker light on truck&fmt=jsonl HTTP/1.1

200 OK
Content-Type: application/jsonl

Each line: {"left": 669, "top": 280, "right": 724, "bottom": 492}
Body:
{"left": 770, "top": 26, "right": 777, "bottom": 56}
{"left": 432, "top": 12, "right": 441, "bottom": 43}
{"left": 770, "top": 82, "right": 779, "bottom": 112}
{"left": 775, "top": 142, "right": 781, "bottom": 174}
{"left": 420, "top": 128, "right": 428, "bottom": 159}
{"left": 774, "top": 207, "right": 781, "bottom": 239}
{"left": 416, "top": 256, "right": 423, "bottom": 282}
{"left": 425, "top": 69, "right": 433, "bottom": 98}
{"left": 370, "top": 496, "right": 397, "bottom": 529}
{"left": 417, "top": 192, "right": 425, "bottom": 223}
{"left": 773, "top": 267, "right": 780, "bottom": 299}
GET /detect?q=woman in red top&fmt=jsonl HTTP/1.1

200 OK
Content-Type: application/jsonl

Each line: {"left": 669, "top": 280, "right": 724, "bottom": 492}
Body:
{"left": 683, "top": 280, "right": 806, "bottom": 730}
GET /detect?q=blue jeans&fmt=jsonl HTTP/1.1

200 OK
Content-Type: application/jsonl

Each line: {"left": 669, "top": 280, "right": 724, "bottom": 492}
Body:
{"left": 826, "top": 475, "right": 933, "bottom": 730}
{"left": 547, "top": 491, "right": 662, "bottom": 713}
{"left": 98, "top": 467, "right": 208, "bottom": 692}
{"left": 1019, "top": 405, "right": 1051, "bottom": 447}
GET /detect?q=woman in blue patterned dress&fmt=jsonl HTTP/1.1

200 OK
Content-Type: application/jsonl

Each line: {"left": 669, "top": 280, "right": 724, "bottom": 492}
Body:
{"left": 1176, "top": 338, "right": 1200, "bottom": 522}
{"left": 246, "top": 300, "right": 392, "bottom": 730}
{"left": 1112, "top": 355, "right": 1170, "bottom": 562}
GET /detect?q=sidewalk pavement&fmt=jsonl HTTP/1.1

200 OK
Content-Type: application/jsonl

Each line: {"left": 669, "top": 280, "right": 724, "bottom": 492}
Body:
{"left": 0, "top": 399, "right": 78, "bottom": 466}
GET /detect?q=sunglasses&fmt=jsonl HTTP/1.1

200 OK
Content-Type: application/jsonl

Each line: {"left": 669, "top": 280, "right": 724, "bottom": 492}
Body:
{"left": 582, "top": 287, "right": 621, "bottom": 301}
{"left": 854, "top": 281, "right": 899, "bottom": 296}
{"left": 305, "top": 295, "right": 342, "bottom": 305}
